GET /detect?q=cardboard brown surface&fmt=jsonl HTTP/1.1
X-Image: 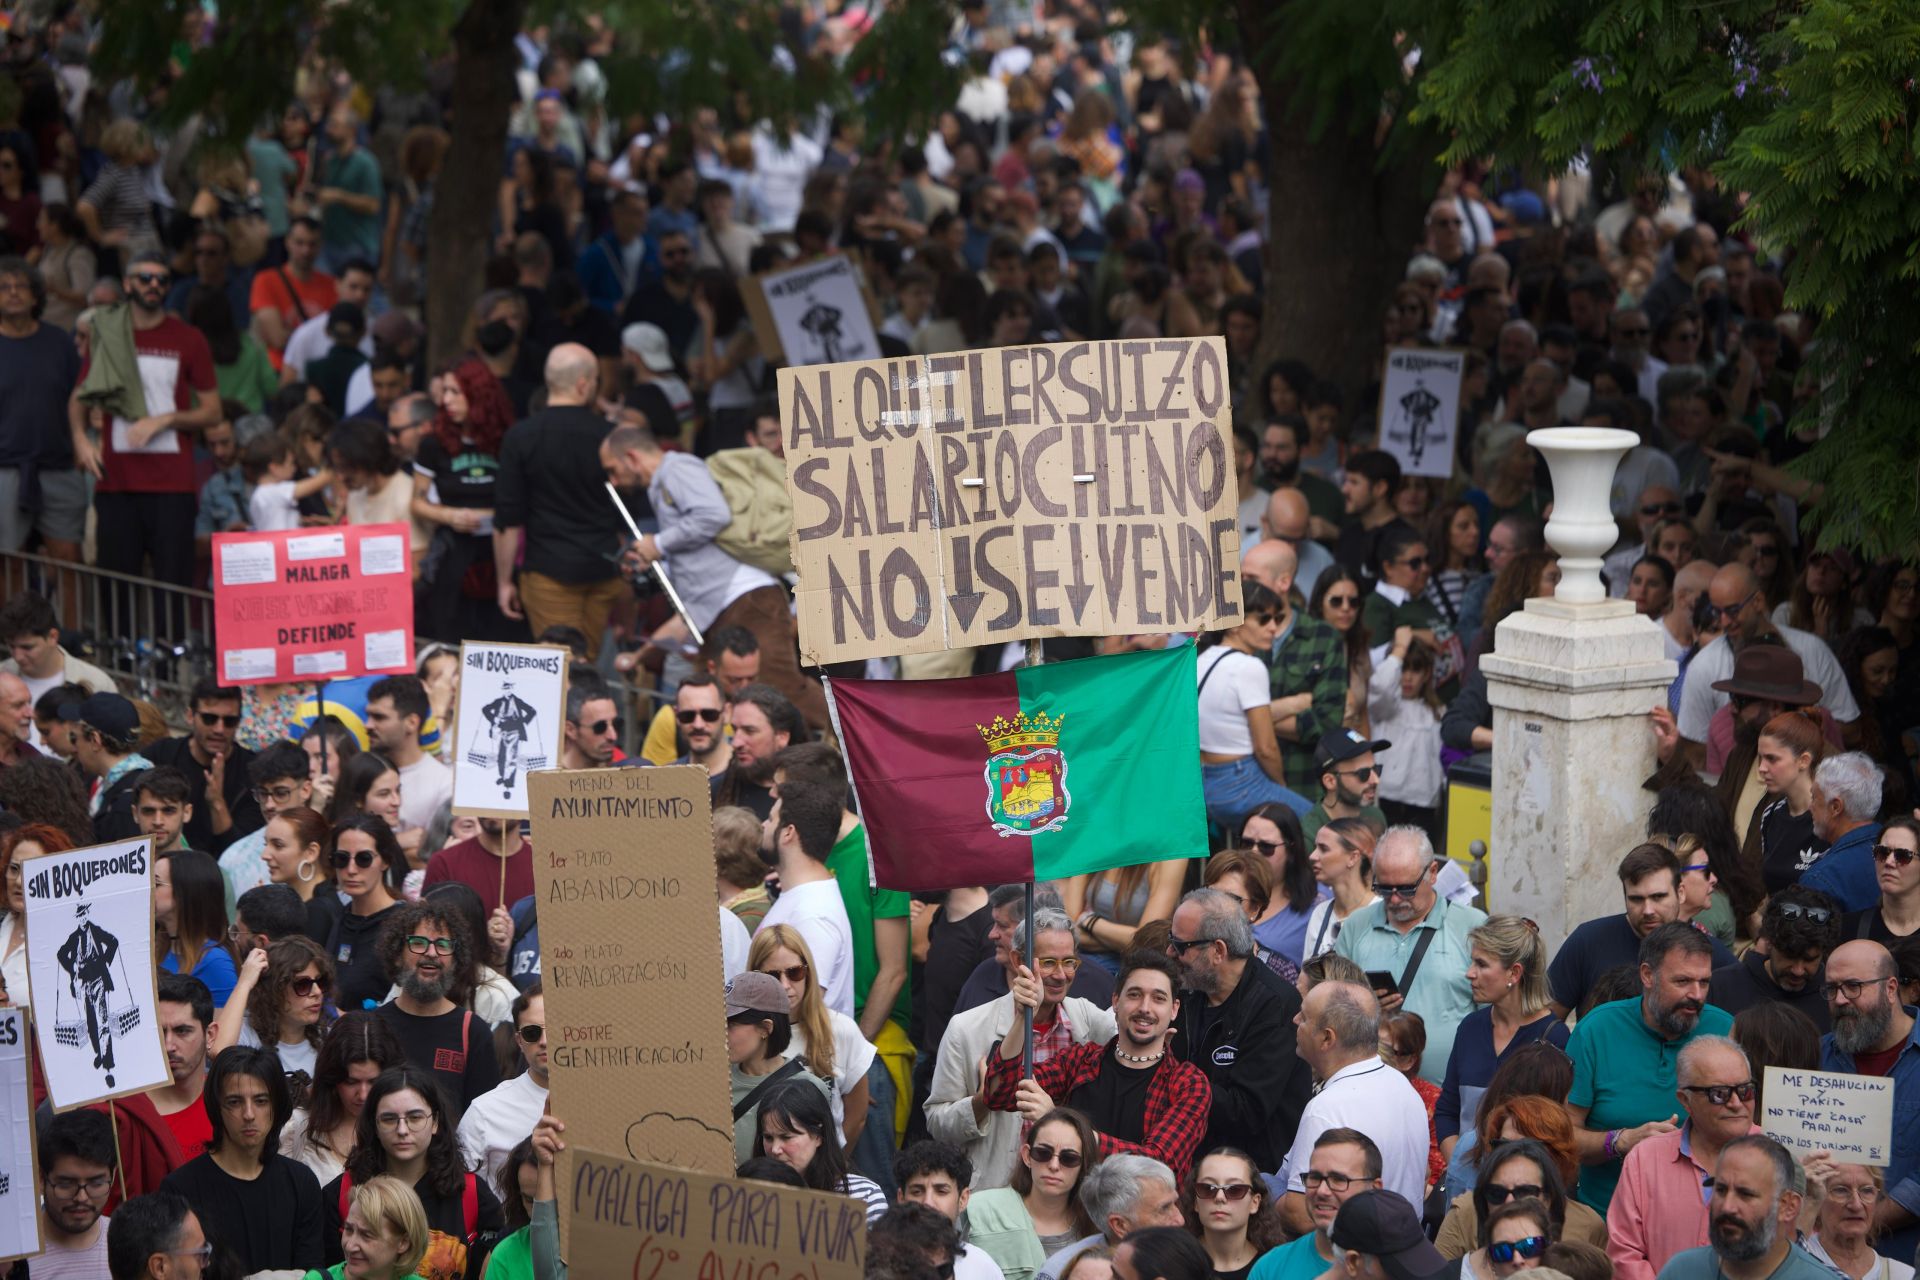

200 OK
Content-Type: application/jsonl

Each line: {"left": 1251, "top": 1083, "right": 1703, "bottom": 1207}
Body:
{"left": 0, "top": 1007, "right": 41, "bottom": 1264}
{"left": 451, "top": 642, "right": 570, "bottom": 820}
{"left": 779, "top": 337, "right": 1246, "bottom": 664}
{"left": 567, "top": 1145, "right": 866, "bottom": 1280}
{"left": 528, "top": 767, "right": 735, "bottom": 1250}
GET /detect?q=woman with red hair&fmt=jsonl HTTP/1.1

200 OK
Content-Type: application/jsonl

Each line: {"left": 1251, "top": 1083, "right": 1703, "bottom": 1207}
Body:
{"left": 1, "top": 823, "right": 77, "bottom": 1010}
{"left": 410, "top": 357, "right": 520, "bottom": 639}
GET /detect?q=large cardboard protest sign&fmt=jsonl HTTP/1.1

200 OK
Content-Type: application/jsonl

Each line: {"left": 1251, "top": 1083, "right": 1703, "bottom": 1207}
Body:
{"left": 529, "top": 766, "right": 733, "bottom": 1245}
{"left": 0, "top": 1007, "right": 39, "bottom": 1264}
{"left": 779, "top": 337, "right": 1246, "bottom": 664}
{"left": 452, "top": 642, "right": 569, "bottom": 820}
{"left": 1377, "top": 346, "right": 1465, "bottom": 480}
{"left": 1760, "top": 1065, "right": 1895, "bottom": 1163}
{"left": 20, "top": 838, "right": 168, "bottom": 1111}
{"left": 212, "top": 522, "right": 414, "bottom": 686}
{"left": 569, "top": 1147, "right": 865, "bottom": 1280}
{"left": 746, "top": 253, "right": 882, "bottom": 367}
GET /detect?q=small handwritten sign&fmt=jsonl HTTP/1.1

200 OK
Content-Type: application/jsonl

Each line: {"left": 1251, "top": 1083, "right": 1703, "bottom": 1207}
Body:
{"left": 569, "top": 1147, "right": 865, "bottom": 1280}
{"left": 1761, "top": 1066, "right": 1894, "bottom": 1163}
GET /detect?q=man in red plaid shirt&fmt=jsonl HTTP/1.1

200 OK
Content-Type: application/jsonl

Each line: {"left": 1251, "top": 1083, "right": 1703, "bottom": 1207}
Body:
{"left": 983, "top": 950, "right": 1213, "bottom": 1180}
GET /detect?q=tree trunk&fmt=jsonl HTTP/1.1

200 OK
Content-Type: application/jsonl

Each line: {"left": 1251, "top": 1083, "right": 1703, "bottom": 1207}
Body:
{"left": 426, "top": 0, "right": 527, "bottom": 372}
{"left": 1239, "top": 0, "right": 1437, "bottom": 424}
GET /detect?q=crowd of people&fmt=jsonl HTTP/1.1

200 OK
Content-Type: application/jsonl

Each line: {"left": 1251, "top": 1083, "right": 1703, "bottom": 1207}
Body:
{"left": 0, "top": 2, "right": 1914, "bottom": 1280}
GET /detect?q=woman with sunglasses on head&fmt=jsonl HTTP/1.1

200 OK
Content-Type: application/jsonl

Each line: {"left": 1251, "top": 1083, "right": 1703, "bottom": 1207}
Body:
{"left": 1236, "top": 803, "right": 1323, "bottom": 971}
{"left": 1804, "top": 1162, "right": 1913, "bottom": 1280}
{"left": 1192, "top": 579, "right": 1313, "bottom": 833}
{"left": 1183, "top": 1147, "right": 1282, "bottom": 1279}
{"left": 1850, "top": 817, "right": 1920, "bottom": 947}
{"left": 319, "top": 1066, "right": 503, "bottom": 1275}
{"left": 1311, "top": 567, "right": 1374, "bottom": 734}
{"left": 212, "top": 935, "right": 336, "bottom": 1085}
{"left": 262, "top": 804, "right": 341, "bottom": 944}
{"left": 327, "top": 813, "right": 409, "bottom": 1012}
{"left": 1749, "top": 708, "right": 1830, "bottom": 894}
{"left": 156, "top": 849, "right": 240, "bottom": 1007}
{"left": 753, "top": 1079, "right": 889, "bottom": 1222}
{"left": 1443, "top": 1197, "right": 1555, "bottom": 1280}
{"left": 965, "top": 1107, "right": 1102, "bottom": 1280}
{"left": 749, "top": 924, "right": 873, "bottom": 1148}
{"left": 1302, "top": 818, "right": 1379, "bottom": 962}
{"left": 283, "top": 1011, "right": 408, "bottom": 1185}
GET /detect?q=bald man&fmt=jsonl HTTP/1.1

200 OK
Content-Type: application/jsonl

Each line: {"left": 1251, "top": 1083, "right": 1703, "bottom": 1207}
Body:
{"left": 1819, "top": 940, "right": 1920, "bottom": 1263}
{"left": 1239, "top": 538, "right": 1349, "bottom": 794}
{"left": 491, "top": 342, "right": 631, "bottom": 659}
{"left": 0, "top": 671, "right": 37, "bottom": 768}
{"left": 1675, "top": 563, "right": 1859, "bottom": 765}
{"left": 1260, "top": 488, "right": 1333, "bottom": 599}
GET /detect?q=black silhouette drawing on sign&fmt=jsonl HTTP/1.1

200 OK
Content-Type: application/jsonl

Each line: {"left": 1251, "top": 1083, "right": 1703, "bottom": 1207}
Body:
{"left": 469, "top": 678, "right": 546, "bottom": 798}
{"left": 1397, "top": 379, "right": 1443, "bottom": 469}
{"left": 798, "top": 299, "right": 848, "bottom": 364}
{"left": 55, "top": 904, "right": 132, "bottom": 1088}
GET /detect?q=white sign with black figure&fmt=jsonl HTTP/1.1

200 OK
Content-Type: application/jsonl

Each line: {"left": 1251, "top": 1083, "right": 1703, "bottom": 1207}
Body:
{"left": 453, "top": 642, "right": 569, "bottom": 820}
{"left": 1378, "top": 347, "right": 1465, "bottom": 479}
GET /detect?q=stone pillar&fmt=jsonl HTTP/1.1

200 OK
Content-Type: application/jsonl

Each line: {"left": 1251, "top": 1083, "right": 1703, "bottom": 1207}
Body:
{"left": 1480, "top": 428, "right": 1678, "bottom": 940}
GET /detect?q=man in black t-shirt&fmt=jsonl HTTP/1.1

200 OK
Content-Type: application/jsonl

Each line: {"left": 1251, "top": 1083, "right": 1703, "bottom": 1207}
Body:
{"left": 1710, "top": 886, "right": 1838, "bottom": 1029}
{"left": 1549, "top": 843, "right": 1736, "bottom": 1018}
{"left": 0, "top": 256, "right": 86, "bottom": 558}
{"left": 144, "top": 676, "right": 262, "bottom": 855}
{"left": 372, "top": 900, "right": 501, "bottom": 1121}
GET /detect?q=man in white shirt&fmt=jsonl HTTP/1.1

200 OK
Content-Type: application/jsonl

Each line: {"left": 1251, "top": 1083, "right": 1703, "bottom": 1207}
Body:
{"left": 1676, "top": 564, "right": 1858, "bottom": 770}
{"left": 366, "top": 674, "right": 452, "bottom": 837}
{"left": 458, "top": 984, "right": 549, "bottom": 1198}
{"left": 754, "top": 779, "right": 856, "bottom": 1017}
{"left": 1276, "top": 981, "right": 1429, "bottom": 1234}
{"left": 281, "top": 259, "right": 375, "bottom": 380}
{"left": 31, "top": 1108, "right": 117, "bottom": 1278}
{"left": 751, "top": 122, "right": 824, "bottom": 234}
{"left": 0, "top": 589, "right": 114, "bottom": 745}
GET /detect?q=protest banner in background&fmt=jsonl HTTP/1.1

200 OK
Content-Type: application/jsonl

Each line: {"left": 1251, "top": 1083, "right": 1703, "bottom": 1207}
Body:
{"left": 20, "top": 838, "right": 168, "bottom": 1111}
{"left": 211, "top": 522, "right": 414, "bottom": 686}
{"left": 1760, "top": 1065, "right": 1894, "bottom": 1163}
{"left": 529, "top": 766, "right": 733, "bottom": 1247}
{"left": 1377, "top": 347, "right": 1465, "bottom": 480}
{"left": 745, "top": 253, "right": 881, "bottom": 367}
{"left": 778, "top": 337, "right": 1246, "bottom": 665}
{"left": 0, "top": 1007, "right": 39, "bottom": 1264}
{"left": 452, "top": 642, "right": 568, "bottom": 819}
{"left": 568, "top": 1147, "right": 864, "bottom": 1280}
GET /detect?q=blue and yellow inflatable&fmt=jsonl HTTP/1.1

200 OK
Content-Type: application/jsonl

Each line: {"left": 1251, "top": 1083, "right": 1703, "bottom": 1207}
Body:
{"left": 292, "top": 675, "right": 442, "bottom": 752}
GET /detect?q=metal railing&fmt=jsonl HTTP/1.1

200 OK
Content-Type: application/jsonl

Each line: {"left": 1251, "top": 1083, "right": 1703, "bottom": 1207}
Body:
{"left": 0, "top": 551, "right": 215, "bottom": 722}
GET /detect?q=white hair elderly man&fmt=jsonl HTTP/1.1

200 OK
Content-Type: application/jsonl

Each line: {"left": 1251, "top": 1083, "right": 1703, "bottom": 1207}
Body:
{"left": 925, "top": 907, "right": 1114, "bottom": 1188}
{"left": 1036, "top": 1153, "right": 1184, "bottom": 1280}
{"left": 1799, "top": 752, "right": 1886, "bottom": 912}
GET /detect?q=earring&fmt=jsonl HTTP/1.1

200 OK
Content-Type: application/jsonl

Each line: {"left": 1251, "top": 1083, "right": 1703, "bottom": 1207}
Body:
{"left": 297, "top": 859, "right": 316, "bottom": 883}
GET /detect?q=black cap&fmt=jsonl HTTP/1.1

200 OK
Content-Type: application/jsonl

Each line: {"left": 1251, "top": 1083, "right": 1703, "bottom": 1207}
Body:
{"left": 1329, "top": 1191, "right": 1448, "bottom": 1280}
{"left": 1315, "top": 726, "right": 1391, "bottom": 770}
{"left": 61, "top": 691, "right": 139, "bottom": 743}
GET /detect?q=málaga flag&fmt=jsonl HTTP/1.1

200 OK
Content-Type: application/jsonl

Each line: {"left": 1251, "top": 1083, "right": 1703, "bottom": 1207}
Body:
{"left": 827, "top": 644, "right": 1207, "bottom": 891}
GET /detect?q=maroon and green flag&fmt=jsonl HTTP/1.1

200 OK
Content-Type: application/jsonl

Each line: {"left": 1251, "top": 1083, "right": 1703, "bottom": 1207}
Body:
{"left": 826, "top": 644, "right": 1207, "bottom": 891}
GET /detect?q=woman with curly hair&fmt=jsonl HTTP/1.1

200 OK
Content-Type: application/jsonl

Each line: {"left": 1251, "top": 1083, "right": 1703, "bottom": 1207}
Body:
{"left": 0, "top": 823, "right": 73, "bottom": 1008}
{"left": 411, "top": 357, "right": 516, "bottom": 641}
{"left": 1184, "top": 1146, "right": 1285, "bottom": 1276}
{"left": 212, "top": 935, "right": 334, "bottom": 1087}
{"left": 281, "top": 1010, "right": 406, "bottom": 1185}
{"left": 0, "top": 756, "right": 94, "bottom": 848}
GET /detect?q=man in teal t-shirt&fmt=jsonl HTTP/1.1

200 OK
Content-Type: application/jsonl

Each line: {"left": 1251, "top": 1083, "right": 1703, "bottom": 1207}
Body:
{"left": 1566, "top": 922, "right": 1735, "bottom": 1215}
{"left": 315, "top": 105, "right": 384, "bottom": 270}
{"left": 1250, "top": 1127, "right": 1384, "bottom": 1280}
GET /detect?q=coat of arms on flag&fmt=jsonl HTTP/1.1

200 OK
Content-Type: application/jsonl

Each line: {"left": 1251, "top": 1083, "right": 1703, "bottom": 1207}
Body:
{"left": 980, "top": 711, "right": 1069, "bottom": 837}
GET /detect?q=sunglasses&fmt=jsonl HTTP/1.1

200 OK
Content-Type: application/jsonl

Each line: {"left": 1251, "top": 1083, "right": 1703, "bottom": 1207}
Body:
{"left": 1489, "top": 1237, "right": 1549, "bottom": 1265}
{"left": 1483, "top": 1184, "right": 1544, "bottom": 1205}
{"left": 1325, "top": 595, "right": 1360, "bottom": 608}
{"left": 1680, "top": 1081, "right": 1756, "bottom": 1106}
{"left": 1709, "top": 589, "right": 1760, "bottom": 620}
{"left": 1616, "top": 326, "right": 1651, "bottom": 338}
{"left": 1774, "top": 901, "right": 1832, "bottom": 923}
{"left": 1165, "top": 935, "right": 1212, "bottom": 955}
{"left": 254, "top": 785, "right": 302, "bottom": 804}
{"left": 290, "top": 974, "right": 331, "bottom": 997}
{"left": 331, "top": 849, "right": 379, "bottom": 869}
{"left": 1394, "top": 556, "right": 1428, "bottom": 570}
{"left": 1640, "top": 501, "right": 1684, "bottom": 517}
{"left": 129, "top": 271, "right": 170, "bottom": 286}
{"left": 677, "top": 708, "right": 723, "bottom": 724}
{"left": 1335, "top": 764, "right": 1380, "bottom": 780}
{"left": 405, "top": 935, "right": 456, "bottom": 955}
{"left": 577, "top": 717, "right": 622, "bottom": 735}
{"left": 1246, "top": 838, "right": 1283, "bottom": 858}
{"left": 198, "top": 711, "right": 241, "bottom": 728}
{"left": 517, "top": 1023, "right": 545, "bottom": 1044}
{"left": 1027, "top": 1144, "right": 1083, "bottom": 1168}
{"left": 1196, "top": 1181, "right": 1255, "bottom": 1202}
{"left": 1373, "top": 879, "right": 1424, "bottom": 899}
{"left": 758, "top": 964, "right": 808, "bottom": 984}
{"left": 1874, "top": 844, "right": 1919, "bottom": 868}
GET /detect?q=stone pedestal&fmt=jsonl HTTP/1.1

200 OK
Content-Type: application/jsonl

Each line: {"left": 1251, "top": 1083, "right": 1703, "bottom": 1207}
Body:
{"left": 1481, "top": 597, "right": 1676, "bottom": 939}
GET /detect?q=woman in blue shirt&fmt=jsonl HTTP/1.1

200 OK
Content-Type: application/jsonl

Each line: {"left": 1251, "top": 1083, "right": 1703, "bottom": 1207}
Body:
{"left": 156, "top": 849, "right": 240, "bottom": 1006}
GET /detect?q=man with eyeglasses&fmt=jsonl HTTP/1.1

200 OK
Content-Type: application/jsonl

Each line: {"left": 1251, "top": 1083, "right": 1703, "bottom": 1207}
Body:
{"left": 1167, "top": 888, "right": 1311, "bottom": 1176}
{"left": 1819, "top": 940, "right": 1920, "bottom": 1264}
{"left": 1708, "top": 887, "right": 1839, "bottom": 1028}
{"left": 146, "top": 676, "right": 262, "bottom": 855}
{"left": 928, "top": 907, "right": 1114, "bottom": 1188}
{"left": 1608, "top": 1035, "right": 1765, "bottom": 1280}
{"left": 1657, "top": 1135, "right": 1834, "bottom": 1280}
{"left": 1303, "top": 729, "right": 1391, "bottom": 843}
{"left": 147, "top": 973, "right": 218, "bottom": 1161}
{"left": 1333, "top": 827, "right": 1484, "bottom": 1092}
{"left": 105, "top": 1191, "right": 212, "bottom": 1280}
{"left": 371, "top": 899, "right": 501, "bottom": 1120}
{"left": 70, "top": 249, "right": 221, "bottom": 594}
{"left": 620, "top": 229, "right": 699, "bottom": 360}
{"left": 1609, "top": 306, "right": 1668, "bottom": 408}
{"left": 214, "top": 740, "right": 311, "bottom": 916}
{"left": 1602, "top": 482, "right": 1685, "bottom": 596}
{"left": 1549, "top": 844, "right": 1735, "bottom": 1021}
{"left": 458, "top": 983, "right": 548, "bottom": 1200}
{"left": 1676, "top": 564, "right": 1859, "bottom": 771}
{"left": 34, "top": 1107, "right": 119, "bottom": 1275}
{"left": 1249, "top": 1129, "right": 1382, "bottom": 1280}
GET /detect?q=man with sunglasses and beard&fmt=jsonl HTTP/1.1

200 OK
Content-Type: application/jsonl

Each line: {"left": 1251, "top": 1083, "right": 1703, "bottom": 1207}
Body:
{"left": 1566, "top": 923, "right": 1734, "bottom": 1218}
{"left": 669, "top": 673, "right": 732, "bottom": 791}
{"left": 1820, "top": 940, "right": 1920, "bottom": 1265}
{"left": 372, "top": 900, "right": 500, "bottom": 1121}
{"left": 1708, "top": 887, "right": 1838, "bottom": 1029}
{"left": 147, "top": 677, "right": 262, "bottom": 855}
{"left": 458, "top": 983, "right": 548, "bottom": 1200}
{"left": 1609, "top": 1036, "right": 1765, "bottom": 1280}
{"left": 1657, "top": 1136, "right": 1833, "bottom": 1280}
{"left": 1304, "top": 729, "right": 1391, "bottom": 843}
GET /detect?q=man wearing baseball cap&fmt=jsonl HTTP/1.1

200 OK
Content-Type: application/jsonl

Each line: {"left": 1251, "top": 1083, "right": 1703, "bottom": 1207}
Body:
{"left": 619, "top": 321, "right": 692, "bottom": 443}
{"left": 726, "top": 971, "right": 831, "bottom": 1164}
{"left": 1305, "top": 729, "right": 1391, "bottom": 843}
{"left": 65, "top": 691, "right": 153, "bottom": 843}
{"left": 1328, "top": 1190, "right": 1449, "bottom": 1280}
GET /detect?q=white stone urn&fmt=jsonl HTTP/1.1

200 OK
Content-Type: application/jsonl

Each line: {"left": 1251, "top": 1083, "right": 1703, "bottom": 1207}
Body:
{"left": 1527, "top": 427, "right": 1640, "bottom": 605}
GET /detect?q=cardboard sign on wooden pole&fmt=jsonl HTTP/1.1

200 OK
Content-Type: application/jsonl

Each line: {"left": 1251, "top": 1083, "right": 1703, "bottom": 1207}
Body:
{"left": 778, "top": 336, "right": 1246, "bottom": 664}
{"left": 1761, "top": 1065, "right": 1895, "bottom": 1164}
{"left": 451, "top": 642, "right": 569, "bottom": 820}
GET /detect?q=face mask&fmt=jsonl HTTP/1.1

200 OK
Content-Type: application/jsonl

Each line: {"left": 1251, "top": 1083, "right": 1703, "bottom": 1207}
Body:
{"left": 476, "top": 320, "right": 516, "bottom": 356}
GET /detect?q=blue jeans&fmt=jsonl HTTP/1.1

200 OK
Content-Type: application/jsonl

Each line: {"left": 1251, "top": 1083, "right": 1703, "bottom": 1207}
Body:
{"left": 849, "top": 1055, "right": 897, "bottom": 1197}
{"left": 1202, "top": 756, "right": 1310, "bottom": 830}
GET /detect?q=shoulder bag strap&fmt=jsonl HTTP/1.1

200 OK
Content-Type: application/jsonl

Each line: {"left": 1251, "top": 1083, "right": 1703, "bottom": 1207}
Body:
{"left": 732, "top": 1056, "right": 808, "bottom": 1122}
{"left": 1397, "top": 922, "right": 1441, "bottom": 996}
{"left": 275, "top": 267, "right": 312, "bottom": 322}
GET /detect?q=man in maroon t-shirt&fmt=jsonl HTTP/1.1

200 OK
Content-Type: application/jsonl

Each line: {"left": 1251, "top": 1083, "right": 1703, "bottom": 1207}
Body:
{"left": 68, "top": 250, "right": 220, "bottom": 589}
{"left": 423, "top": 815, "right": 535, "bottom": 917}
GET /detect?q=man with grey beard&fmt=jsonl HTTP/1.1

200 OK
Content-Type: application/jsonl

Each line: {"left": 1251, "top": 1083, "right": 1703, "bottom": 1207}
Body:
{"left": 373, "top": 900, "right": 501, "bottom": 1121}
{"left": 1820, "top": 940, "right": 1920, "bottom": 1264}
{"left": 1654, "top": 1136, "right": 1832, "bottom": 1280}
